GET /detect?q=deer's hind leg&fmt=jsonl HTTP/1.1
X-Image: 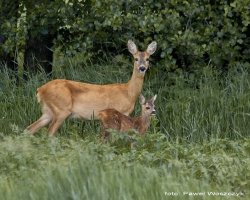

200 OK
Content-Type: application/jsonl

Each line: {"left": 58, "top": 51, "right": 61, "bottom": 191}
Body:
{"left": 47, "top": 111, "right": 71, "bottom": 136}
{"left": 26, "top": 114, "right": 52, "bottom": 134}
{"left": 25, "top": 104, "right": 53, "bottom": 134}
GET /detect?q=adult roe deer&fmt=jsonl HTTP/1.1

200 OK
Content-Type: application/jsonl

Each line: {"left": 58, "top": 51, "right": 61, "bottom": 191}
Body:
{"left": 25, "top": 40, "right": 157, "bottom": 135}
{"left": 98, "top": 94, "right": 157, "bottom": 138}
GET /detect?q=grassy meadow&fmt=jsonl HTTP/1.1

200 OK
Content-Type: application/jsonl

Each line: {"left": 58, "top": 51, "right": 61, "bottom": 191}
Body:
{"left": 0, "top": 55, "right": 250, "bottom": 199}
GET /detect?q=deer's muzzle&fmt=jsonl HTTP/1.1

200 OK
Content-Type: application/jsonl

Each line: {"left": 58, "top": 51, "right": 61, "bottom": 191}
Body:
{"left": 139, "top": 66, "right": 146, "bottom": 73}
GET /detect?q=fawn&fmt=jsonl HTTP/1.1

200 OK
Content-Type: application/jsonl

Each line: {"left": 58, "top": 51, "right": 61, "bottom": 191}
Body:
{"left": 98, "top": 94, "right": 157, "bottom": 138}
{"left": 25, "top": 40, "right": 157, "bottom": 135}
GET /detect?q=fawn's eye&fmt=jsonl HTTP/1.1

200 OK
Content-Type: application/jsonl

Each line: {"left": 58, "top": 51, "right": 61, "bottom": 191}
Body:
{"left": 135, "top": 58, "right": 139, "bottom": 61}
{"left": 146, "top": 107, "right": 150, "bottom": 110}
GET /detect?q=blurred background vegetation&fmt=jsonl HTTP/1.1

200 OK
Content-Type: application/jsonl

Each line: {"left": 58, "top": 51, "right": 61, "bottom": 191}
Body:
{"left": 1, "top": 0, "right": 249, "bottom": 77}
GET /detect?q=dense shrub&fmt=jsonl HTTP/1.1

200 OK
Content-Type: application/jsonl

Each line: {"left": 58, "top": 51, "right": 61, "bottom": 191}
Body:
{"left": 1, "top": 0, "right": 249, "bottom": 73}
{"left": 57, "top": 0, "right": 250, "bottom": 72}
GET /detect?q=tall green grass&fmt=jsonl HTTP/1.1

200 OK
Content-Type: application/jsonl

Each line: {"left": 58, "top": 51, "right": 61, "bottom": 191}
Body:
{"left": 1, "top": 59, "right": 250, "bottom": 140}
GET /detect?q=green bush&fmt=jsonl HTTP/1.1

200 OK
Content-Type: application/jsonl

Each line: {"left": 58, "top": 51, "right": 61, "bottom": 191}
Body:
{"left": 56, "top": 0, "right": 250, "bottom": 72}
{"left": 1, "top": 0, "right": 249, "bottom": 73}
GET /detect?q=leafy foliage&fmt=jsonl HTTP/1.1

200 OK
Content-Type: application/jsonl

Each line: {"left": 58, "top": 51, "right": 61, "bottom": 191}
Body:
{"left": 55, "top": 0, "right": 250, "bottom": 72}
{"left": 1, "top": 0, "right": 250, "bottom": 73}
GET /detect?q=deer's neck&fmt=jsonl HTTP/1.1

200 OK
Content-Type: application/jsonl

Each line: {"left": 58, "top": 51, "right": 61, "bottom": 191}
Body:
{"left": 140, "top": 114, "right": 151, "bottom": 128}
{"left": 127, "top": 69, "right": 144, "bottom": 101}
{"left": 133, "top": 114, "right": 151, "bottom": 135}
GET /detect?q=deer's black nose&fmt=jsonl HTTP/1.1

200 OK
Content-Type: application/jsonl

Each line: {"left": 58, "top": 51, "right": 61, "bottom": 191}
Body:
{"left": 151, "top": 110, "right": 156, "bottom": 115}
{"left": 139, "top": 66, "right": 146, "bottom": 72}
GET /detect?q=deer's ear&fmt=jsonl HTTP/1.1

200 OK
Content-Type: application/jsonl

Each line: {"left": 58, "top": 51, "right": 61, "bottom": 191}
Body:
{"left": 151, "top": 94, "right": 157, "bottom": 103}
{"left": 139, "top": 94, "right": 146, "bottom": 105}
{"left": 146, "top": 41, "right": 157, "bottom": 55}
{"left": 128, "top": 40, "right": 138, "bottom": 55}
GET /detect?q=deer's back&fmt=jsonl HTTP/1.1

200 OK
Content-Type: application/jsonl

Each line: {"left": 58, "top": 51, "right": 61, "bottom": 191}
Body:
{"left": 98, "top": 109, "right": 135, "bottom": 131}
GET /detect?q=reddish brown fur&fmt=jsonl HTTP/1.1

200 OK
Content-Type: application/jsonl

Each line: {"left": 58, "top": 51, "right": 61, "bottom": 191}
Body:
{"left": 98, "top": 95, "right": 157, "bottom": 138}
{"left": 25, "top": 40, "right": 157, "bottom": 135}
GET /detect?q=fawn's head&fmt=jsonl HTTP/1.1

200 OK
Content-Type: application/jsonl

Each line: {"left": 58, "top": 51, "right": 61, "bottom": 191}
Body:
{"left": 128, "top": 40, "right": 157, "bottom": 75}
{"left": 139, "top": 94, "right": 157, "bottom": 117}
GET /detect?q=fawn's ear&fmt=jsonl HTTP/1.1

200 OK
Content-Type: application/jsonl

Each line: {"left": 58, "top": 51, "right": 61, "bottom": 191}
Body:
{"left": 151, "top": 94, "right": 157, "bottom": 103}
{"left": 139, "top": 94, "right": 146, "bottom": 105}
{"left": 128, "top": 40, "right": 138, "bottom": 55}
{"left": 146, "top": 41, "right": 157, "bottom": 55}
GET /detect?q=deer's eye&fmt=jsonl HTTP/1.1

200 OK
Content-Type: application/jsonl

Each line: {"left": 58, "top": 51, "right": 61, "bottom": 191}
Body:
{"left": 146, "top": 107, "right": 150, "bottom": 110}
{"left": 146, "top": 58, "right": 149, "bottom": 62}
{"left": 135, "top": 58, "right": 139, "bottom": 61}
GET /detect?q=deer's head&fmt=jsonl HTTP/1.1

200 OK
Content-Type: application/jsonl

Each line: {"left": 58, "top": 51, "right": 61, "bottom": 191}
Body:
{"left": 139, "top": 94, "right": 157, "bottom": 117}
{"left": 128, "top": 40, "right": 157, "bottom": 75}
